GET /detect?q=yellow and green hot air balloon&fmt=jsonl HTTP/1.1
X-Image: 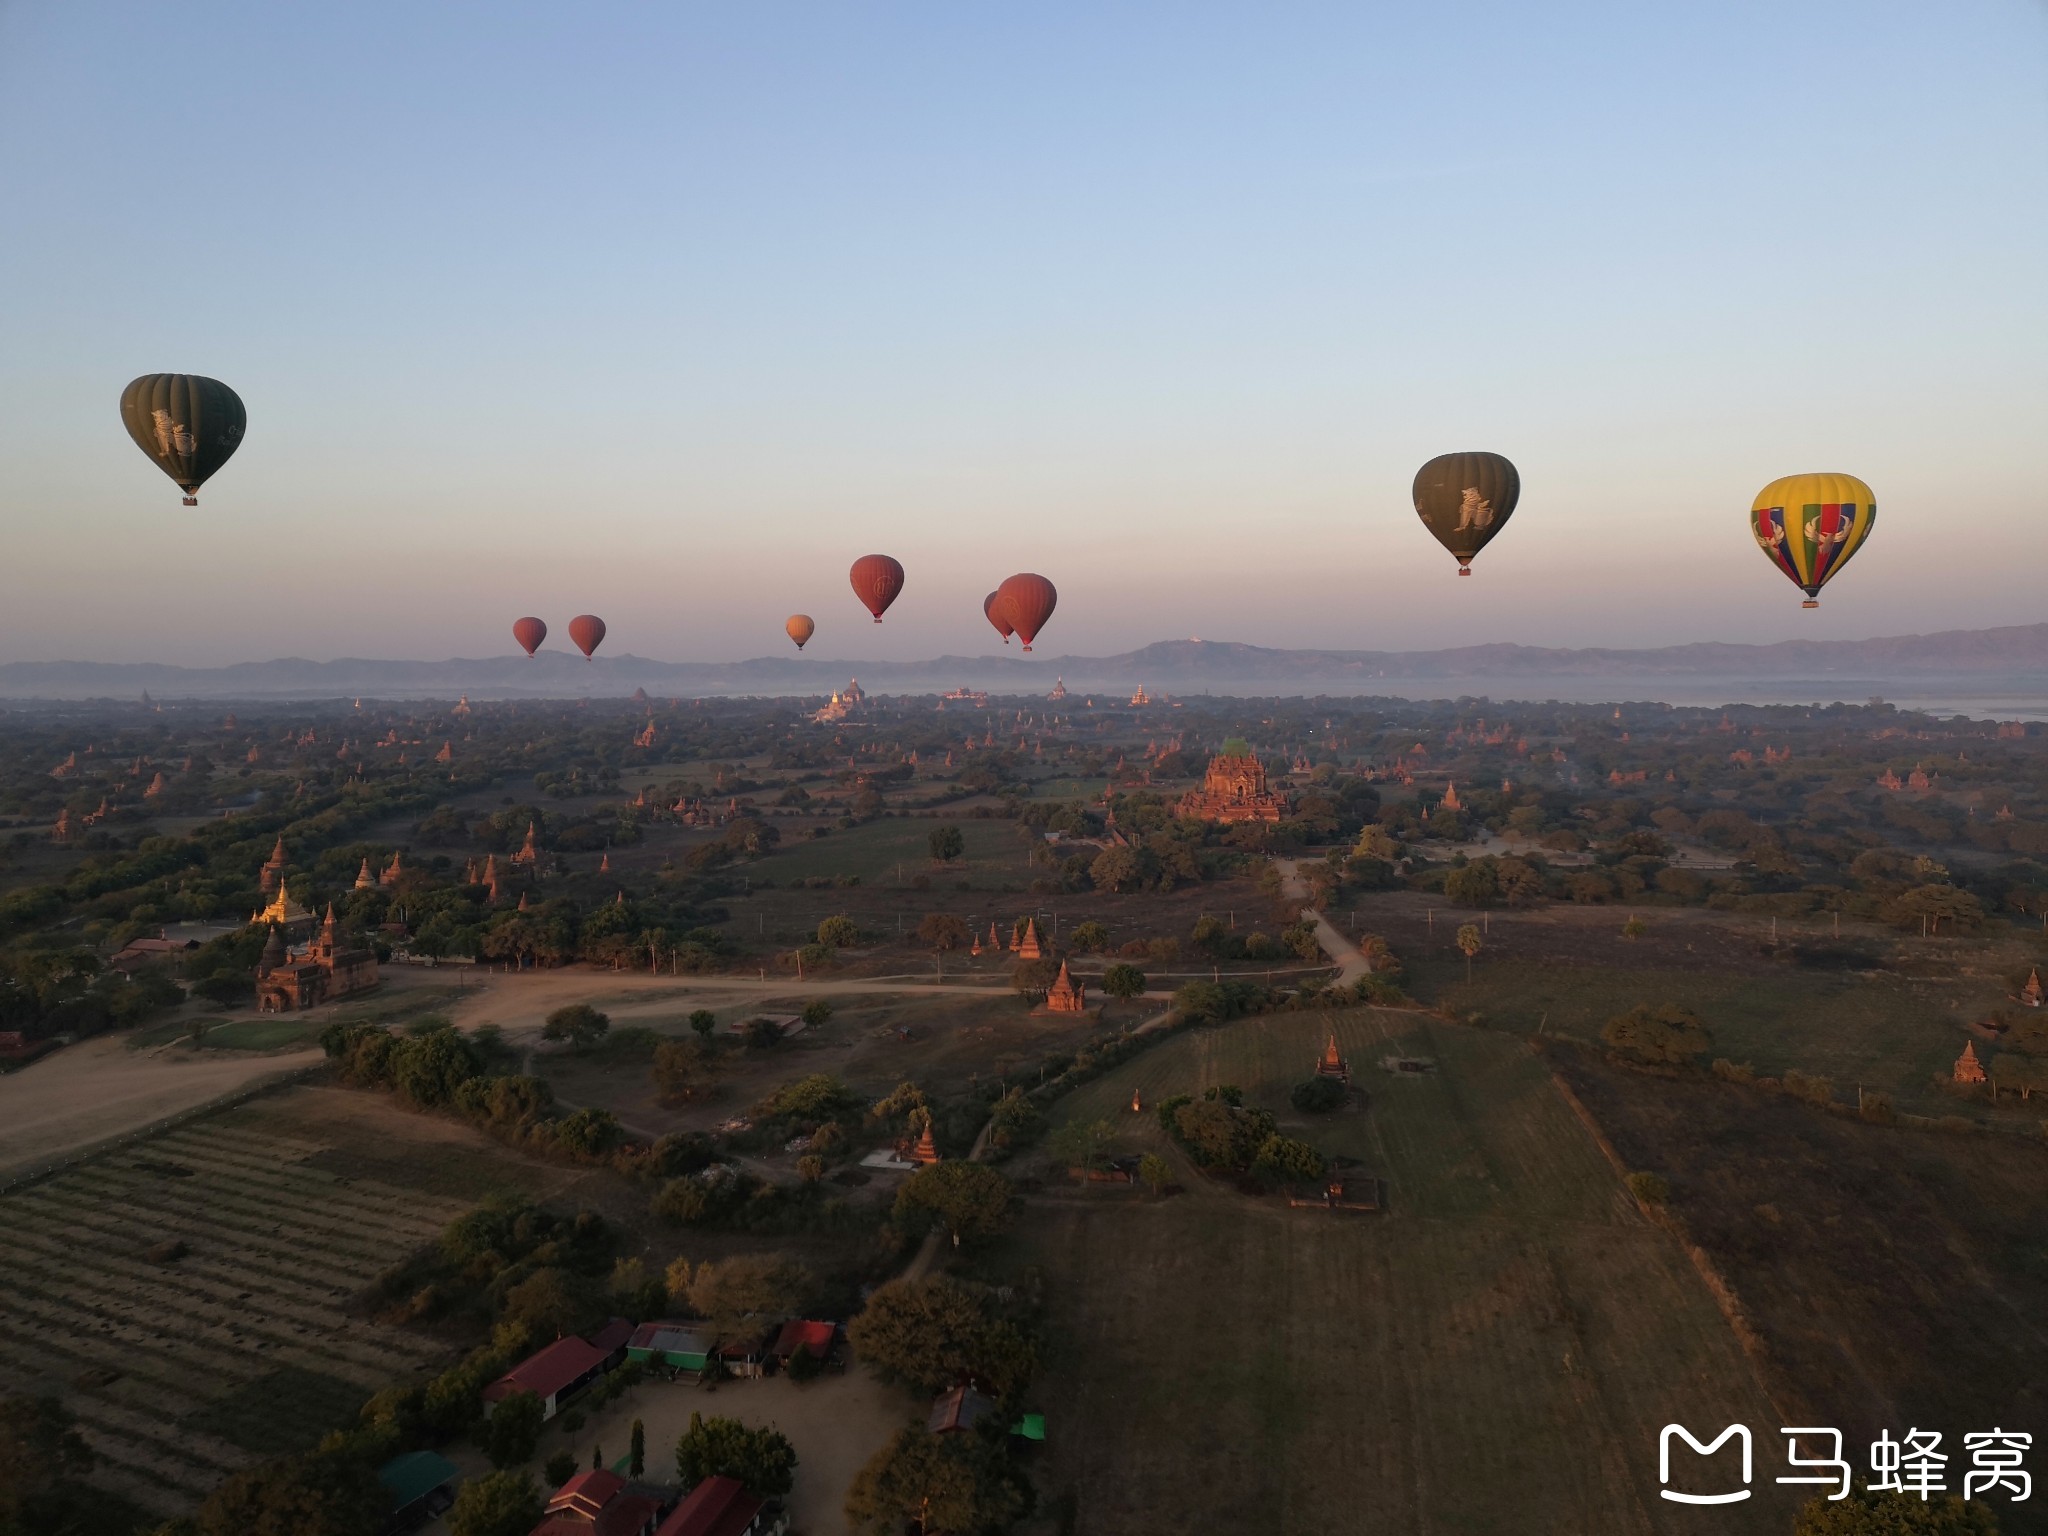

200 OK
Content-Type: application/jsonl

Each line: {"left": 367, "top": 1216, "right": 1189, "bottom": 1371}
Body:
{"left": 1750, "top": 472, "right": 1875, "bottom": 609}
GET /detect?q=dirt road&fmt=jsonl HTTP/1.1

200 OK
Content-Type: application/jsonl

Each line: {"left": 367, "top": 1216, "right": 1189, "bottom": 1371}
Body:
{"left": 1272, "top": 858, "right": 1372, "bottom": 986}
{"left": 0, "top": 1035, "right": 323, "bottom": 1176}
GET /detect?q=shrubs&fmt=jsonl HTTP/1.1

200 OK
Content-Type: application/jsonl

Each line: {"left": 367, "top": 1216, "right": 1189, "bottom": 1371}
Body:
{"left": 1624, "top": 1172, "right": 1670, "bottom": 1205}
{"left": 1290, "top": 1076, "right": 1347, "bottom": 1113}
{"left": 675, "top": 1412, "right": 797, "bottom": 1497}
{"left": 1601, "top": 1003, "right": 1712, "bottom": 1066}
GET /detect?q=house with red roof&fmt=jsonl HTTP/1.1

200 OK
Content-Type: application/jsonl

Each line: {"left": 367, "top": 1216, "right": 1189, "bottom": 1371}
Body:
{"left": 484, "top": 1319, "right": 631, "bottom": 1421}
{"left": 653, "top": 1476, "right": 778, "bottom": 1536}
{"left": 768, "top": 1320, "right": 835, "bottom": 1369}
{"left": 530, "top": 1469, "right": 661, "bottom": 1536}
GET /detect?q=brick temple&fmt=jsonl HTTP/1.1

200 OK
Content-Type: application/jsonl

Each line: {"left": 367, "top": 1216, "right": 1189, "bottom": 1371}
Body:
{"left": 256, "top": 905, "right": 379, "bottom": 1012}
{"left": 1176, "top": 744, "right": 1286, "bottom": 824}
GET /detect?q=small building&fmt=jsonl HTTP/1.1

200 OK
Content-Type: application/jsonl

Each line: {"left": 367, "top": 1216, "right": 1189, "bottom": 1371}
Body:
{"left": 626, "top": 1321, "right": 719, "bottom": 1375}
{"left": 1954, "top": 1040, "right": 1988, "bottom": 1085}
{"left": 376, "top": 1450, "right": 459, "bottom": 1533}
{"left": 1015, "top": 918, "right": 1043, "bottom": 960}
{"left": 908, "top": 1121, "right": 941, "bottom": 1166}
{"left": 485, "top": 1319, "right": 630, "bottom": 1420}
{"left": 769, "top": 1320, "right": 835, "bottom": 1369}
{"left": 1288, "top": 1176, "right": 1383, "bottom": 1213}
{"left": 1313, "top": 1034, "right": 1350, "bottom": 1085}
{"left": 532, "top": 1468, "right": 662, "bottom": 1536}
{"left": 1044, "top": 960, "right": 1086, "bottom": 1014}
{"left": 2022, "top": 968, "right": 2045, "bottom": 1009}
{"left": 654, "top": 1475, "right": 776, "bottom": 1536}
{"left": 110, "top": 935, "right": 198, "bottom": 973}
{"left": 929, "top": 1384, "right": 999, "bottom": 1435}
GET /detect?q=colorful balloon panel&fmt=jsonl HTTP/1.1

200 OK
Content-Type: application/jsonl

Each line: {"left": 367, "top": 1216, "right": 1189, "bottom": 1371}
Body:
{"left": 1750, "top": 473, "right": 1875, "bottom": 608}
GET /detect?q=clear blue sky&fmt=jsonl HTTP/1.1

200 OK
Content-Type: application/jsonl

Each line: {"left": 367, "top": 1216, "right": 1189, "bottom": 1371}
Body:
{"left": 1, "top": 1, "right": 2043, "bottom": 666}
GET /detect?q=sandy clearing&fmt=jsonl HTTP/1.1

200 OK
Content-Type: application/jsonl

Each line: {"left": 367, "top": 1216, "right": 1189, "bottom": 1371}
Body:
{"left": 0, "top": 1035, "right": 323, "bottom": 1175}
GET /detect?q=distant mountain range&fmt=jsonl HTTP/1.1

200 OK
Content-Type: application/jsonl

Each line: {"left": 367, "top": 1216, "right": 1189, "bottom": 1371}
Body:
{"left": 6, "top": 623, "right": 2048, "bottom": 704}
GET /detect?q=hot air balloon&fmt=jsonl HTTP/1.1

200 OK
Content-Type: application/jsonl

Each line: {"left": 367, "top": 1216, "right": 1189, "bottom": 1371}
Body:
{"left": 983, "top": 592, "right": 1014, "bottom": 645}
{"left": 1751, "top": 473, "right": 1876, "bottom": 609}
{"left": 995, "top": 573, "right": 1057, "bottom": 652}
{"left": 119, "top": 374, "right": 246, "bottom": 506}
{"left": 568, "top": 614, "right": 606, "bottom": 659}
{"left": 1412, "top": 452, "right": 1520, "bottom": 575}
{"left": 786, "top": 614, "right": 815, "bottom": 650}
{"left": 512, "top": 617, "right": 547, "bottom": 656}
{"left": 849, "top": 555, "right": 905, "bottom": 622}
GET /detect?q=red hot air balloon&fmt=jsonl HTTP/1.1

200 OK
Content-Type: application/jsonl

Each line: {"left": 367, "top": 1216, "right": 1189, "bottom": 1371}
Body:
{"left": 512, "top": 617, "right": 547, "bottom": 657}
{"left": 983, "top": 591, "right": 1014, "bottom": 645}
{"left": 568, "top": 614, "right": 606, "bottom": 659}
{"left": 995, "top": 573, "right": 1056, "bottom": 652}
{"left": 849, "top": 555, "right": 905, "bottom": 623}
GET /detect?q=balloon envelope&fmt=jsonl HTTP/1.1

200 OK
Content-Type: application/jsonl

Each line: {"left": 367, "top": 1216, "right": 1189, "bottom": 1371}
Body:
{"left": 849, "top": 555, "right": 905, "bottom": 622}
{"left": 512, "top": 617, "right": 547, "bottom": 656}
{"left": 1751, "top": 472, "right": 1876, "bottom": 609}
{"left": 996, "top": 573, "right": 1057, "bottom": 652}
{"left": 786, "top": 614, "right": 815, "bottom": 650}
{"left": 568, "top": 614, "right": 606, "bottom": 658}
{"left": 984, "top": 591, "right": 1014, "bottom": 644}
{"left": 1412, "top": 452, "right": 1520, "bottom": 573}
{"left": 120, "top": 373, "right": 246, "bottom": 505}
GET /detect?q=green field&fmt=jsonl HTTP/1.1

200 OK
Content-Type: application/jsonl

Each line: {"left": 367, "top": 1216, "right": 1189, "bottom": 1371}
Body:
{"left": 748, "top": 816, "right": 1036, "bottom": 887}
{"left": 1012, "top": 1009, "right": 1798, "bottom": 1534}
{"left": 0, "top": 1087, "right": 564, "bottom": 1518}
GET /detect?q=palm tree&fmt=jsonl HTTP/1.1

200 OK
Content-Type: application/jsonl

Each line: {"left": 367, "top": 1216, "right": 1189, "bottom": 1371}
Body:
{"left": 1455, "top": 924, "right": 1482, "bottom": 983}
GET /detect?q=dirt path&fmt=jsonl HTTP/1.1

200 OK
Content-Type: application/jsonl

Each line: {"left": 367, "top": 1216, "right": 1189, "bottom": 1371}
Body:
{"left": 0, "top": 1035, "right": 323, "bottom": 1176}
{"left": 1272, "top": 858, "right": 1372, "bottom": 986}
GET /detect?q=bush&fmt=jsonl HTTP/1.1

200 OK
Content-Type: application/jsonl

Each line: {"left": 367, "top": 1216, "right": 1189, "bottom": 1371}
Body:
{"left": 1289, "top": 1076, "right": 1347, "bottom": 1113}
{"left": 1624, "top": 1172, "right": 1669, "bottom": 1204}
{"left": 543, "top": 1451, "right": 579, "bottom": 1488}
{"left": 816, "top": 915, "right": 860, "bottom": 949}
{"left": 1602, "top": 1003, "right": 1712, "bottom": 1066}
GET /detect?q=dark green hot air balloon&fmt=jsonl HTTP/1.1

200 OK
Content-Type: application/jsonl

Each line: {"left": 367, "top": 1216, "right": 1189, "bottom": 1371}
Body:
{"left": 1412, "top": 451, "right": 1519, "bottom": 575}
{"left": 120, "top": 374, "right": 246, "bottom": 505}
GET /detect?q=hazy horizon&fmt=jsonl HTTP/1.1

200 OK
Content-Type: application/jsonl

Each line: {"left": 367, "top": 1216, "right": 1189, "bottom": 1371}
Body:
{"left": 3, "top": 1, "right": 2044, "bottom": 666}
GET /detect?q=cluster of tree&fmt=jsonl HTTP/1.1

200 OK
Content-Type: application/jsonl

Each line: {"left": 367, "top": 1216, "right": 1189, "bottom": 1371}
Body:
{"left": 1154, "top": 1085, "right": 1325, "bottom": 1184}
{"left": 1601, "top": 1003, "right": 1714, "bottom": 1066}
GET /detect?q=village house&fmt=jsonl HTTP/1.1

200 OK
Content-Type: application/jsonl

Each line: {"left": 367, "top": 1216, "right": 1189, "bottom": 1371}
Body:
{"left": 483, "top": 1319, "right": 632, "bottom": 1421}
{"left": 654, "top": 1475, "right": 782, "bottom": 1536}
{"left": 531, "top": 1468, "right": 664, "bottom": 1536}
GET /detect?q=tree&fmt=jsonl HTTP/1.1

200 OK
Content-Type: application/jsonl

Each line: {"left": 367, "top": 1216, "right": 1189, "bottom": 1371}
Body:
{"left": 542, "top": 1004, "right": 610, "bottom": 1052}
{"left": 916, "top": 912, "right": 970, "bottom": 951}
{"left": 544, "top": 1451, "right": 578, "bottom": 1487}
{"left": 1887, "top": 884, "right": 1985, "bottom": 935}
{"left": 651, "top": 1039, "right": 707, "bottom": 1104}
{"left": 185, "top": 1450, "right": 392, "bottom": 1536}
{"left": 1138, "top": 1152, "right": 1172, "bottom": 1195}
{"left": 1602, "top": 1003, "right": 1713, "bottom": 1066}
{"left": 1445, "top": 861, "right": 1499, "bottom": 908}
{"left": 686, "top": 1254, "right": 812, "bottom": 1344}
{"left": 1622, "top": 913, "right": 1647, "bottom": 940}
{"left": 893, "top": 1160, "right": 1016, "bottom": 1245}
{"left": 629, "top": 1419, "right": 646, "bottom": 1478}
{"left": 689, "top": 1009, "right": 717, "bottom": 1041}
{"left": 1101, "top": 963, "right": 1146, "bottom": 1000}
{"left": 1089, "top": 844, "right": 1147, "bottom": 893}
{"left": 816, "top": 915, "right": 860, "bottom": 949}
{"left": 553, "top": 1106, "right": 624, "bottom": 1158}
{"left": 846, "top": 1276, "right": 1038, "bottom": 1400}
{"left": 801, "top": 999, "right": 834, "bottom": 1028}
{"left": 674, "top": 1412, "right": 797, "bottom": 1497}
{"left": 1455, "top": 923, "right": 1482, "bottom": 982}
{"left": 844, "top": 1427, "right": 1030, "bottom": 1536}
{"left": 0, "top": 1394, "right": 94, "bottom": 1535}
{"left": 447, "top": 1471, "right": 543, "bottom": 1536}
{"left": 1290, "top": 1076, "right": 1346, "bottom": 1113}
{"left": 1068, "top": 920, "right": 1111, "bottom": 953}
{"left": 796, "top": 1153, "right": 825, "bottom": 1183}
{"left": 928, "top": 825, "right": 965, "bottom": 863}
{"left": 1253, "top": 1134, "right": 1325, "bottom": 1184}
{"left": 1792, "top": 1489, "right": 1998, "bottom": 1534}
{"left": 500, "top": 1271, "right": 590, "bottom": 1340}
{"left": 480, "top": 1388, "right": 544, "bottom": 1469}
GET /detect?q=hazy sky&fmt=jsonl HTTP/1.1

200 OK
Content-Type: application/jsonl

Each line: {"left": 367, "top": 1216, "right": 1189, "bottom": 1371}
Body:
{"left": 1, "top": 1, "right": 2044, "bottom": 667}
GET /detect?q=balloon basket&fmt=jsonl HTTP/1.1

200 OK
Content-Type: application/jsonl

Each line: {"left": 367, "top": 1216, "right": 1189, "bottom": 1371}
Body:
{"left": 183, "top": 496, "right": 197, "bottom": 506}
{"left": 1456, "top": 566, "right": 1470, "bottom": 576}
{"left": 1801, "top": 600, "right": 1819, "bottom": 610}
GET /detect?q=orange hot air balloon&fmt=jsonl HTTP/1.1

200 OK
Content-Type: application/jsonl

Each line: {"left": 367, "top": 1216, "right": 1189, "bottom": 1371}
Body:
{"left": 786, "top": 614, "right": 815, "bottom": 650}
{"left": 983, "top": 591, "right": 1014, "bottom": 645}
{"left": 849, "top": 555, "right": 905, "bottom": 622}
{"left": 512, "top": 617, "right": 547, "bottom": 657}
{"left": 567, "top": 614, "right": 606, "bottom": 659}
{"left": 995, "top": 573, "right": 1056, "bottom": 652}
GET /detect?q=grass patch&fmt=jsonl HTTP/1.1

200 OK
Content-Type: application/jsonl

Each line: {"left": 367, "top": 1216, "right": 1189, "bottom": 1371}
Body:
{"left": 747, "top": 817, "right": 1035, "bottom": 887}
{"left": 182, "top": 1365, "right": 370, "bottom": 1457}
